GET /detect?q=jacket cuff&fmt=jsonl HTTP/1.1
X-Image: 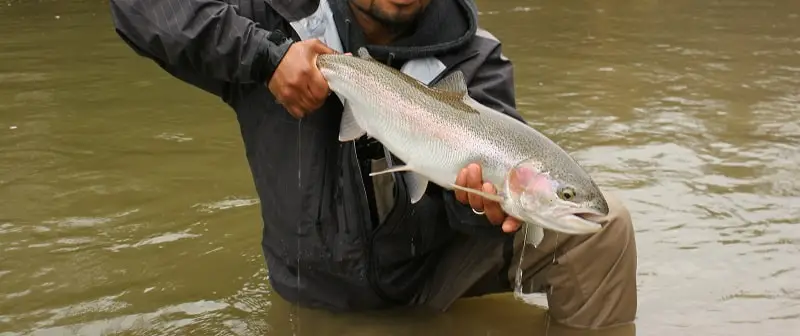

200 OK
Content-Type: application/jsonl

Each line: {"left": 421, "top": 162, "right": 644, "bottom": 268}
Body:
{"left": 251, "top": 29, "right": 295, "bottom": 84}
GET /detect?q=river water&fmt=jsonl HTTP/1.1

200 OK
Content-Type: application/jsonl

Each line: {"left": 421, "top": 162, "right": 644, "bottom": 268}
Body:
{"left": 1, "top": 0, "right": 798, "bottom": 335}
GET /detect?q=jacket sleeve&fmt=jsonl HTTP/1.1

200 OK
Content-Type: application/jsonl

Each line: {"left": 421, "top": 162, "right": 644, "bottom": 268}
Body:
{"left": 442, "top": 37, "right": 524, "bottom": 237}
{"left": 109, "top": 0, "right": 295, "bottom": 97}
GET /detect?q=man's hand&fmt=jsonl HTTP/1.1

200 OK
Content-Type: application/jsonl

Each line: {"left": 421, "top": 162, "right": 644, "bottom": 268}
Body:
{"left": 454, "top": 163, "right": 522, "bottom": 233}
{"left": 268, "top": 39, "right": 336, "bottom": 118}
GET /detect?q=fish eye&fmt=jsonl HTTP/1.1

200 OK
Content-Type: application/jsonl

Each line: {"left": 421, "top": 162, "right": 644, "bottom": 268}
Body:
{"left": 559, "top": 187, "right": 577, "bottom": 201}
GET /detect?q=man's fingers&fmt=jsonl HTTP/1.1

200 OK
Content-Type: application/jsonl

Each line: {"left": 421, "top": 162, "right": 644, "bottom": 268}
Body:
{"left": 482, "top": 182, "right": 505, "bottom": 225}
{"left": 294, "top": 79, "right": 320, "bottom": 114}
{"left": 292, "top": 94, "right": 312, "bottom": 116}
{"left": 308, "top": 43, "right": 332, "bottom": 97}
{"left": 306, "top": 83, "right": 326, "bottom": 110}
{"left": 307, "top": 70, "right": 330, "bottom": 104}
{"left": 266, "top": 39, "right": 337, "bottom": 120}
{"left": 286, "top": 105, "right": 304, "bottom": 119}
{"left": 277, "top": 89, "right": 304, "bottom": 118}
{"left": 502, "top": 217, "right": 522, "bottom": 233}
{"left": 466, "top": 164, "right": 484, "bottom": 211}
{"left": 454, "top": 168, "right": 468, "bottom": 204}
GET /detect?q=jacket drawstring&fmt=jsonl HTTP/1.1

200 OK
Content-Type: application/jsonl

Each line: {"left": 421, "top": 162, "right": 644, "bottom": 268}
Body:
{"left": 344, "top": 19, "right": 351, "bottom": 53}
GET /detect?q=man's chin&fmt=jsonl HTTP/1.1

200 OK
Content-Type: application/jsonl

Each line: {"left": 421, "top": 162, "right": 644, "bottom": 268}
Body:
{"left": 372, "top": 14, "right": 418, "bottom": 31}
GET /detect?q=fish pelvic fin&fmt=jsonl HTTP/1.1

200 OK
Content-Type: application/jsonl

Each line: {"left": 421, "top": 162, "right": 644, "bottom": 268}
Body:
{"left": 338, "top": 100, "right": 367, "bottom": 142}
{"left": 448, "top": 183, "right": 504, "bottom": 203}
{"left": 369, "top": 165, "right": 429, "bottom": 204}
{"left": 524, "top": 224, "right": 545, "bottom": 247}
{"left": 404, "top": 172, "right": 429, "bottom": 204}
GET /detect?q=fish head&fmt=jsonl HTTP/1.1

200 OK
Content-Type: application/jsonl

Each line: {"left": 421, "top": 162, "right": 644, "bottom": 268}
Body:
{"left": 502, "top": 158, "right": 607, "bottom": 235}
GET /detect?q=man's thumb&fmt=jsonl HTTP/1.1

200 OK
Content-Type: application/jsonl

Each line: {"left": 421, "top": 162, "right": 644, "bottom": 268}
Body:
{"left": 311, "top": 39, "right": 335, "bottom": 54}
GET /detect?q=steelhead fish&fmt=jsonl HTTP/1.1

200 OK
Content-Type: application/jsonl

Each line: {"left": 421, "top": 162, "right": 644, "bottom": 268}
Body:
{"left": 316, "top": 48, "right": 608, "bottom": 247}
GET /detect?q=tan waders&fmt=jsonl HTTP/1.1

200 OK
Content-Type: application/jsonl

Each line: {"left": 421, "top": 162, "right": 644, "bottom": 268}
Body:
{"left": 415, "top": 191, "right": 638, "bottom": 330}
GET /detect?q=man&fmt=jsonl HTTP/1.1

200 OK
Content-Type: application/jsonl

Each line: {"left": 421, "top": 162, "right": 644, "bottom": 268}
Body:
{"left": 109, "top": 0, "right": 638, "bottom": 329}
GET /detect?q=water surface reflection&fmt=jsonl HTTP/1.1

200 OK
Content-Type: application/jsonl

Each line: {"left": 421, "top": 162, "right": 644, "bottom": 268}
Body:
{"left": 1, "top": 0, "right": 798, "bottom": 335}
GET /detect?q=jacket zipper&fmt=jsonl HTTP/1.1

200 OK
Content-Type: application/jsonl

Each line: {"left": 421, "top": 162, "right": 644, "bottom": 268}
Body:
{"left": 350, "top": 143, "right": 400, "bottom": 304}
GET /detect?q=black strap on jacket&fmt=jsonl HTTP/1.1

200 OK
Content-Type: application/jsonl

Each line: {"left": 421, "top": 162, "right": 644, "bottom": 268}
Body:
{"left": 356, "top": 136, "right": 385, "bottom": 228}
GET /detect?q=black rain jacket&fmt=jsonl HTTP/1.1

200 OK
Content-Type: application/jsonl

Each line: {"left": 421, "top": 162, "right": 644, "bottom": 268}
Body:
{"left": 109, "top": 0, "right": 525, "bottom": 311}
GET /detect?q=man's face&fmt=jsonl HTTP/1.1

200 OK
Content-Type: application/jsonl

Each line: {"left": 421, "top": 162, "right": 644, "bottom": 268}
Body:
{"left": 349, "top": 0, "right": 431, "bottom": 29}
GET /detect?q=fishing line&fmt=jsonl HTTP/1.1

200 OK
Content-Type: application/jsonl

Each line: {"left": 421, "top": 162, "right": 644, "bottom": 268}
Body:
{"left": 293, "top": 118, "right": 303, "bottom": 335}
{"left": 514, "top": 228, "right": 559, "bottom": 336}
{"left": 545, "top": 233, "right": 559, "bottom": 336}
{"left": 513, "top": 226, "right": 528, "bottom": 300}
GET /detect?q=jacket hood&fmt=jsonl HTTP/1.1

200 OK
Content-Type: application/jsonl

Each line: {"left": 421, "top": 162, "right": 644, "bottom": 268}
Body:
{"left": 329, "top": 0, "right": 478, "bottom": 63}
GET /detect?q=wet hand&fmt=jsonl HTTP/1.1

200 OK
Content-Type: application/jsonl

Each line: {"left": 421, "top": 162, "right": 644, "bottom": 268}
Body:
{"left": 454, "top": 163, "right": 522, "bottom": 233}
{"left": 267, "top": 39, "right": 336, "bottom": 118}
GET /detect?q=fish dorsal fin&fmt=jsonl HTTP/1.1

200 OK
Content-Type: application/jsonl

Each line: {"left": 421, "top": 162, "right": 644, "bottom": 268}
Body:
{"left": 433, "top": 71, "right": 468, "bottom": 96}
{"left": 432, "top": 71, "right": 479, "bottom": 114}
{"left": 356, "top": 47, "right": 374, "bottom": 60}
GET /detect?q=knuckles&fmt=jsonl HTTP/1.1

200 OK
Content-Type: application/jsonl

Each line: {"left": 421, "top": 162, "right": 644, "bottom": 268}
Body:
{"left": 278, "top": 87, "right": 294, "bottom": 101}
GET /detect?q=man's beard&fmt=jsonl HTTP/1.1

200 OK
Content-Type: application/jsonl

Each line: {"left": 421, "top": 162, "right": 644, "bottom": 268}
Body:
{"left": 351, "top": 0, "right": 420, "bottom": 34}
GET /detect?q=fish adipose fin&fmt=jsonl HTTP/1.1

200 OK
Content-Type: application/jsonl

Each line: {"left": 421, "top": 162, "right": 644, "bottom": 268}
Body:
{"left": 338, "top": 101, "right": 366, "bottom": 141}
{"left": 369, "top": 165, "right": 429, "bottom": 204}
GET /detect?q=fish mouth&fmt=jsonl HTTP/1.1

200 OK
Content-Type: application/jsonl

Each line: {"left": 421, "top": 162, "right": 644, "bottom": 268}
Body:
{"left": 554, "top": 206, "right": 606, "bottom": 219}
{"left": 525, "top": 204, "right": 604, "bottom": 235}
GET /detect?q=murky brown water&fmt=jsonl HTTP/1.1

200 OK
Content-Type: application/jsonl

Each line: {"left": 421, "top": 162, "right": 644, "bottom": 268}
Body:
{"left": 1, "top": 0, "right": 799, "bottom": 335}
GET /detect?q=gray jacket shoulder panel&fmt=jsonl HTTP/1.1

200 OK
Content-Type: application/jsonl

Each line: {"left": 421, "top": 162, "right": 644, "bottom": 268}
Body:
{"left": 457, "top": 28, "right": 520, "bottom": 120}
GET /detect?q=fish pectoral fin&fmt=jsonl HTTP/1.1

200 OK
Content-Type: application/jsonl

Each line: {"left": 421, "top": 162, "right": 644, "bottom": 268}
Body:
{"left": 433, "top": 70, "right": 468, "bottom": 95}
{"left": 369, "top": 165, "right": 429, "bottom": 204}
{"left": 369, "top": 164, "right": 413, "bottom": 176}
{"left": 524, "top": 224, "right": 545, "bottom": 248}
{"left": 448, "top": 183, "right": 504, "bottom": 203}
{"left": 338, "top": 101, "right": 367, "bottom": 142}
{"left": 404, "top": 172, "right": 429, "bottom": 204}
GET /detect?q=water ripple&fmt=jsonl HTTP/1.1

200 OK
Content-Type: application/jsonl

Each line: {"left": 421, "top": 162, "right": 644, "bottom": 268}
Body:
{"left": 2, "top": 0, "right": 800, "bottom": 335}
